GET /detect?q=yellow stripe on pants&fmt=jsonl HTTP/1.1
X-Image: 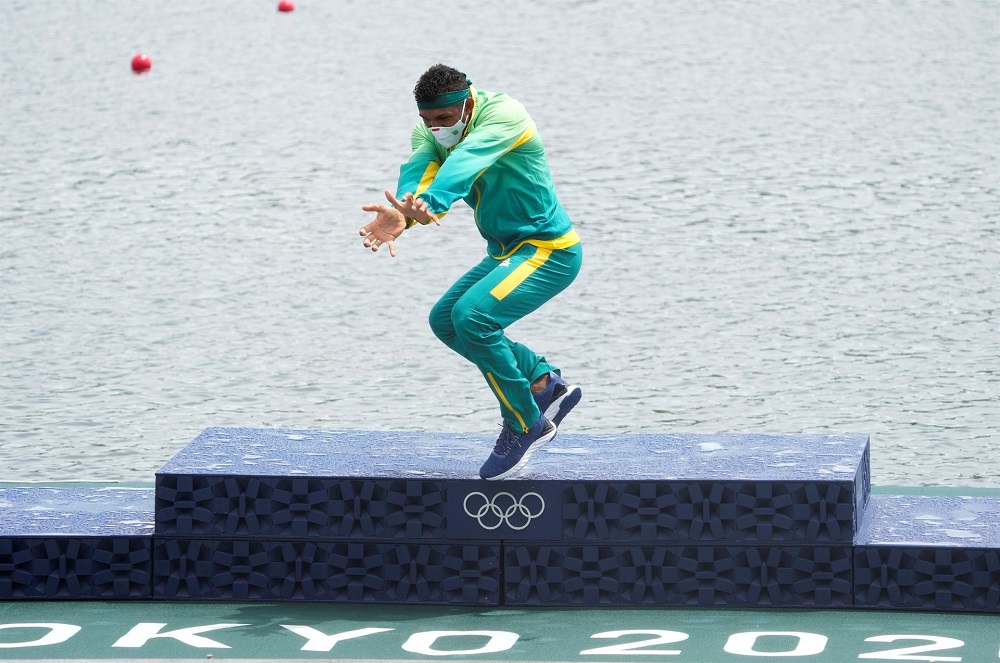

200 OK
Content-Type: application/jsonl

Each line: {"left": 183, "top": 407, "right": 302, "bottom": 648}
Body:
{"left": 487, "top": 372, "right": 528, "bottom": 432}
{"left": 490, "top": 247, "right": 552, "bottom": 301}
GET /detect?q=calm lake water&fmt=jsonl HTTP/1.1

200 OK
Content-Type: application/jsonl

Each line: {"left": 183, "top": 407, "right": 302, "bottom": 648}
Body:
{"left": 1, "top": 1, "right": 997, "bottom": 486}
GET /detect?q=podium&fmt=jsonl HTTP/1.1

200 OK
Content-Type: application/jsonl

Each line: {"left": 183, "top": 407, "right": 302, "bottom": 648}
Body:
{"left": 1, "top": 428, "right": 997, "bottom": 612}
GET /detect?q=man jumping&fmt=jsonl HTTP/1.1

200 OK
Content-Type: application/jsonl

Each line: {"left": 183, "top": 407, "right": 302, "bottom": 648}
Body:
{"left": 359, "top": 64, "right": 583, "bottom": 480}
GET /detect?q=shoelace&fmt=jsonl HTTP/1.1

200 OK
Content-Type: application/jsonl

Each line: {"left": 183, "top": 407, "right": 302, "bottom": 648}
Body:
{"left": 493, "top": 423, "right": 520, "bottom": 455}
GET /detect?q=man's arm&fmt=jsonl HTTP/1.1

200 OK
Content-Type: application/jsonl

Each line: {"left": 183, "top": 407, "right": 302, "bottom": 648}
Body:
{"left": 417, "top": 100, "right": 535, "bottom": 215}
{"left": 396, "top": 126, "right": 444, "bottom": 228}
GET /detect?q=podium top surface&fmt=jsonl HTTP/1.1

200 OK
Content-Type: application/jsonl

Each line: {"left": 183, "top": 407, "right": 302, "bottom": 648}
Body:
{"left": 855, "top": 494, "right": 1000, "bottom": 548}
{"left": 0, "top": 487, "right": 154, "bottom": 536}
{"left": 157, "top": 427, "right": 870, "bottom": 482}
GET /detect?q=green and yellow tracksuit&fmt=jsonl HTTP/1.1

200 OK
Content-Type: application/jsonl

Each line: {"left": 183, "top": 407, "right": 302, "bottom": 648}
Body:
{"left": 396, "top": 87, "right": 583, "bottom": 433}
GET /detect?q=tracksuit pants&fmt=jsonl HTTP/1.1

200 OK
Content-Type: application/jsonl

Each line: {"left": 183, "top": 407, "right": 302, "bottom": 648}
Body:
{"left": 429, "top": 241, "right": 583, "bottom": 433}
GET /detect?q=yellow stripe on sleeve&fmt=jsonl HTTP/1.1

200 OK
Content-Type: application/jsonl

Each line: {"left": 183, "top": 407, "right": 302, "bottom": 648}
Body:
{"left": 507, "top": 125, "right": 536, "bottom": 153}
{"left": 414, "top": 161, "right": 439, "bottom": 197}
{"left": 406, "top": 161, "right": 444, "bottom": 226}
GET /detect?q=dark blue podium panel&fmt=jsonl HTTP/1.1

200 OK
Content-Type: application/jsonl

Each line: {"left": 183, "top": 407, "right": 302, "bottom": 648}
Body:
{"left": 152, "top": 539, "right": 500, "bottom": 605}
{"left": 557, "top": 480, "right": 864, "bottom": 543}
{"left": 0, "top": 487, "right": 154, "bottom": 599}
{"left": 505, "top": 544, "right": 853, "bottom": 607}
{"left": 446, "top": 480, "right": 863, "bottom": 543}
{"left": 156, "top": 428, "right": 870, "bottom": 543}
{"left": 155, "top": 476, "right": 448, "bottom": 539}
{"left": 854, "top": 495, "right": 1000, "bottom": 613}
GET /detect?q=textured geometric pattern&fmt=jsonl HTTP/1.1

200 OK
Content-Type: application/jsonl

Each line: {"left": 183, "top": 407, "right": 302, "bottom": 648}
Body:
{"left": 0, "top": 537, "right": 151, "bottom": 599}
{"left": 153, "top": 539, "right": 499, "bottom": 605}
{"left": 155, "top": 476, "right": 447, "bottom": 539}
{"left": 504, "top": 544, "right": 853, "bottom": 606}
{"left": 855, "top": 547, "right": 1000, "bottom": 612}
{"left": 562, "top": 481, "right": 858, "bottom": 543}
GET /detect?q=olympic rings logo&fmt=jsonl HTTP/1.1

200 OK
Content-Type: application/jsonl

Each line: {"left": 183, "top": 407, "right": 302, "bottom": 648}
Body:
{"left": 463, "top": 491, "right": 545, "bottom": 531}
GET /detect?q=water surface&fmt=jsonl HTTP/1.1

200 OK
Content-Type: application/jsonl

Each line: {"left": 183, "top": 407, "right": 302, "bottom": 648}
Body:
{"left": 1, "top": 1, "right": 997, "bottom": 485}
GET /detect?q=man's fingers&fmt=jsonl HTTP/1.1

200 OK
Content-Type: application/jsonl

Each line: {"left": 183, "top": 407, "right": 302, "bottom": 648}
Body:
{"left": 365, "top": 236, "right": 397, "bottom": 257}
{"left": 384, "top": 189, "right": 404, "bottom": 210}
{"left": 382, "top": 189, "right": 437, "bottom": 227}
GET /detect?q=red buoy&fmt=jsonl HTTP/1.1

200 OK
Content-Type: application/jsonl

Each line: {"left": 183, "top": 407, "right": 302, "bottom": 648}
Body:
{"left": 131, "top": 53, "right": 151, "bottom": 72}
{"left": 277, "top": 0, "right": 294, "bottom": 11}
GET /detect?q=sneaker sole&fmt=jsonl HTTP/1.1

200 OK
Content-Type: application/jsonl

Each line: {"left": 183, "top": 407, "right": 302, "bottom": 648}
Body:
{"left": 484, "top": 425, "right": 558, "bottom": 481}
{"left": 545, "top": 385, "right": 582, "bottom": 428}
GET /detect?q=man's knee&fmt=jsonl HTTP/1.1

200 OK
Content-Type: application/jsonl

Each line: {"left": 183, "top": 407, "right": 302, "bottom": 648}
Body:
{"left": 428, "top": 304, "right": 454, "bottom": 342}
{"left": 452, "top": 303, "right": 496, "bottom": 345}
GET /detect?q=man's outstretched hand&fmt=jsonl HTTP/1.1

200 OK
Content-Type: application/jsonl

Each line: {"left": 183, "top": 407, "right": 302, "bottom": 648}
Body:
{"left": 360, "top": 190, "right": 440, "bottom": 257}
{"left": 359, "top": 200, "right": 407, "bottom": 257}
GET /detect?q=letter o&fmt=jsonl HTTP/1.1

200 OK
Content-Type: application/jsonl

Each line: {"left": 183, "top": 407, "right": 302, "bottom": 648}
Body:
{"left": 724, "top": 631, "right": 828, "bottom": 657}
{"left": 402, "top": 630, "right": 519, "bottom": 656}
{"left": 0, "top": 623, "right": 82, "bottom": 649}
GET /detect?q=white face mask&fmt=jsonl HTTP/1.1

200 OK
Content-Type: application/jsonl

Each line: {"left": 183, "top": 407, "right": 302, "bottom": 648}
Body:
{"left": 429, "top": 105, "right": 467, "bottom": 148}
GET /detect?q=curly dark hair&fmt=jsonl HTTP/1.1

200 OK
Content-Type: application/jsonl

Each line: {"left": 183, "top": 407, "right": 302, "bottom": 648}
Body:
{"left": 413, "top": 64, "right": 469, "bottom": 104}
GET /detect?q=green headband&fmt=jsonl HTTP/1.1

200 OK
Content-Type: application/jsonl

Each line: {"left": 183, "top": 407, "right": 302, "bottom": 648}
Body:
{"left": 416, "top": 79, "right": 473, "bottom": 110}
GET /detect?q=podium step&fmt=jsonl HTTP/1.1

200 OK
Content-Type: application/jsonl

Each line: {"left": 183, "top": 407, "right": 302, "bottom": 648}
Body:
{"left": 150, "top": 427, "right": 872, "bottom": 606}
{"left": 155, "top": 428, "right": 871, "bottom": 544}
{"left": 0, "top": 486, "right": 153, "bottom": 599}
{"left": 854, "top": 494, "right": 1000, "bottom": 612}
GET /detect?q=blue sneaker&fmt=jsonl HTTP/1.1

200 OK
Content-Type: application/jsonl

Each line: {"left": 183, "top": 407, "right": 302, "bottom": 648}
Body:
{"left": 533, "top": 372, "right": 582, "bottom": 428}
{"left": 479, "top": 415, "right": 557, "bottom": 481}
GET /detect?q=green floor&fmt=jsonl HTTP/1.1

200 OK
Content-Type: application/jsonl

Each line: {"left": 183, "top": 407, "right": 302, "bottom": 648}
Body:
{"left": 1, "top": 600, "right": 999, "bottom": 661}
